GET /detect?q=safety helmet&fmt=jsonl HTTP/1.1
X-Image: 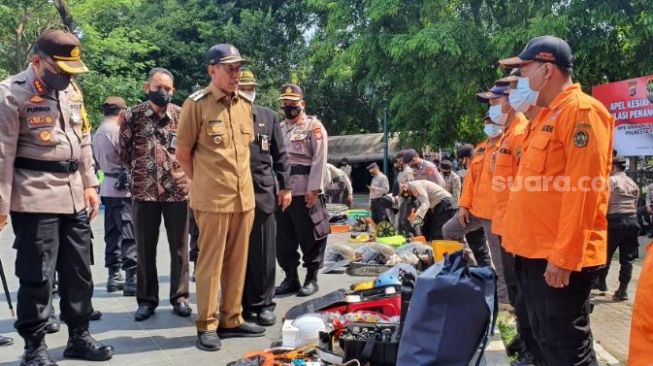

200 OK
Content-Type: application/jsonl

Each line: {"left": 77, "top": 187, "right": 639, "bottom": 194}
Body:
{"left": 374, "top": 263, "right": 417, "bottom": 288}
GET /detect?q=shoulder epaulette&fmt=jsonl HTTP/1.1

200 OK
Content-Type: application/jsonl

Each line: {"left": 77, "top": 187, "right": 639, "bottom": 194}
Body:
{"left": 189, "top": 88, "right": 209, "bottom": 102}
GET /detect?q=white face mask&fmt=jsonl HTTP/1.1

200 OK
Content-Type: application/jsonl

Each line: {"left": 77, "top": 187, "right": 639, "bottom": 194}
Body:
{"left": 483, "top": 123, "right": 503, "bottom": 138}
{"left": 241, "top": 90, "right": 256, "bottom": 102}
{"left": 488, "top": 104, "right": 508, "bottom": 125}
{"left": 509, "top": 64, "right": 546, "bottom": 113}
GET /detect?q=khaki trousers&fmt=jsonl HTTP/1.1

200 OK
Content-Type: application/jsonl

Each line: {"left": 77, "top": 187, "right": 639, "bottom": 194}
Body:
{"left": 194, "top": 210, "right": 254, "bottom": 332}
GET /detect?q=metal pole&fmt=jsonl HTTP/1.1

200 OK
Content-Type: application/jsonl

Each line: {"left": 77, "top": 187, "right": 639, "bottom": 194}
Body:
{"left": 383, "top": 103, "right": 389, "bottom": 175}
{"left": 0, "top": 258, "right": 14, "bottom": 317}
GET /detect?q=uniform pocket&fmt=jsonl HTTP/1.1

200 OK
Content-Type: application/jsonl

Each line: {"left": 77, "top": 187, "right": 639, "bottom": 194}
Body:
{"left": 523, "top": 134, "right": 550, "bottom": 173}
{"left": 240, "top": 122, "right": 254, "bottom": 144}
{"left": 31, "top": 127, "right": 60, "bottom": 147}
{"left": 310, "top": 200, "right": 331, "bottom": 240}
{"left": 206, "top": 122, "right": 229, "bottom": 147}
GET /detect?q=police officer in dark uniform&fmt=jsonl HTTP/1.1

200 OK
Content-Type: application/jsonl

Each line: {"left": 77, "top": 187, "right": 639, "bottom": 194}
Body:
{"left": 0, "top": 30, "right": 113, "bottom": 365}
{"left": 239, "top": 70, "right": 290, "bottom": 326}
{"left": 275, "top": 84, "right": 330, "bottom": 297}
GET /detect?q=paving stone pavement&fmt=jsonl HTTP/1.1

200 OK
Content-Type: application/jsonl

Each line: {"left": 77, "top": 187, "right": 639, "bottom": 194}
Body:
{"left": 0, "top": 211, "right": 511, "bottom": 365}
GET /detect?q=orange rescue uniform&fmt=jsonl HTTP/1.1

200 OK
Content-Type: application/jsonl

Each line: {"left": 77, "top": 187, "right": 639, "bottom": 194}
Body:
{"left": 629, "top": 243, "right": 653, "bottom": 366}
{"left": 502, "top": 84, "right": 614, "bottom": 271}
{"left": 491, "top": 112, "right": 529, "bottom": 236}
{"left": 459, "top": 140, "right": 498, "bottom": 220}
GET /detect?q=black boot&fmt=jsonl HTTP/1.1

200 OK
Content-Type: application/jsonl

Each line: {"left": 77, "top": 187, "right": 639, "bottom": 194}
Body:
{"left": 593, "top": 275, "right": 608, "bottom": 293}
{"left": 20, "top": 336, "right": 57, "bottom": 366}
{"left": 613, "top": 282, "right": 629, "bottom": 301}
{"left": 275, "top": 269, "right": 301, "bottom": 296}
{"left": 298, "top": 269, "right": 319, "bottom": 297}
{"left": 123, "top": 268, "right": 136, "bottom": 297}
{"left": 106, "top": 265, "right": 124, "bottom": 293}
{"left": 45, "top": 306, "right": 59, "bottom": 334}
{"left": 63, "top": 327, "right": 113, "bottom": 361}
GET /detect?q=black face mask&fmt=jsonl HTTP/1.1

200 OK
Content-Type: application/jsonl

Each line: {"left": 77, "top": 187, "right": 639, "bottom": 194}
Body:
{"left": 42, "top": 68, "right": 71, "bottom": 91}
{"left": 148, "top": 89, "right": 172, "bottom": 107}
{"left": 282, "top": 105, "right": 302, "bottom": 119}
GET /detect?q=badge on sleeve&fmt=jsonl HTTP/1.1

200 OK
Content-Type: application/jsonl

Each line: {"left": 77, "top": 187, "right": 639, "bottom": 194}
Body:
{"left": 312, "top": 126, "right": 322, "bottom": 140}
{"left": 574, "top": 130, "right": 589, "bottom": 148}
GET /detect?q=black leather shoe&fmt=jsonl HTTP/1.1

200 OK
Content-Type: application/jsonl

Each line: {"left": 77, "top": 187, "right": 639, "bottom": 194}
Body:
{"left": 172, "top": 302, "right": 192, "bottom": 317}
{"left": 20, "top": 338, "right": 57, "bottom": 366}
{"left": 106, "top": 265, "right": 124, "bottom": 293}
{"left": 217, "top": 322, "right": 265, "bottom": 338}
{"left": 134, "top": 305, "right": 155, "bottom": 321}
{"left": 275, "top": 275, "right": 301, "bottom": 296}
{"left": 0, "top": 334, "right": 13, "bottom": 347}
{"left": 506, "top": 337, "right": 526, "bottom": 357}
{"left": 510, "top": 349, "right": 538, "bottom": 366}
{"left": 298, "top": 280, "right": 319, "bottom": 297}
{"left": 89, "top": 309, "right": 102, "bottom": 321}
{"left": 63, "top": 329, "right": 113, "bottom": 361}
{"left": 298, "top": 270, "right": 319, "bottom": 297}
{"left": 243, "top": 311, "right": 258, "bottom": 323}
{"left": 123, "top": 269, "right": 136, "bottom": 297}
{"left": 196, "top": 331, "right": 221, "bottom": 351}
{"left": 45, "top": 314, "right": 60, "bottom": 334}
{"left": 257, "top": 309, "right": 276, "bottom": 326}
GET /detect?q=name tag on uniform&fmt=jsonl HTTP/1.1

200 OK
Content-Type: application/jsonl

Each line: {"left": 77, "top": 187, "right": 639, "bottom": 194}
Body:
{"left": 169, "top": 131, "right": 177, "bottom": 149}
{"left": 260, "top": 134, "right": 269, "bottom": 152}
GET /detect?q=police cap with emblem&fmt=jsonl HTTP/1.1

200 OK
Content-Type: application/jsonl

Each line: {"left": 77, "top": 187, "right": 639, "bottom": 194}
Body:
{"left": 35, "top": 30, "right": 89, "bottom": 74}
{"left": 239, "top": 70, "right": 258, "bottom": 86}
{"left": 207, "top": 43, "right": 248, "bottom": 65}
{"left": 279, "top": 84, "right": 304, "bottom": 101}
{"left": 499, "top": 35, "right": 573, "bottom": 69}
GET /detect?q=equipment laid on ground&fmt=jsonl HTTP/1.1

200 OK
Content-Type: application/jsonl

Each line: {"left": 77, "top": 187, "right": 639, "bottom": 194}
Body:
{"left": 375, "top": 221, "right": 396, "bottom": 238}
{"left": 397, "top": 250, "right": 497, "bottom": 366}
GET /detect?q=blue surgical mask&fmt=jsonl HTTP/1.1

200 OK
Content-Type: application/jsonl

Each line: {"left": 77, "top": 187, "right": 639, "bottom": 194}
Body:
{"left": 484, "top": 123, "right": 503, "bottom": 138}
{"left": 489, "top": 104, "right": 508, "bottom": 125}
{"left": 509, "top": 64, "right": 545, "bottom": 113}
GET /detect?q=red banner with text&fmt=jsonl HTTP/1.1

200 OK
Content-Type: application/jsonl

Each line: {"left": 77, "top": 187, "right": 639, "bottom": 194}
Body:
{"left": 593, "top": 75, "right": 653, "bottom": 156}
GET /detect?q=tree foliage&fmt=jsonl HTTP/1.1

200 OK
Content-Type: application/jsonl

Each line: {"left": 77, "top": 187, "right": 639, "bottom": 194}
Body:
{"left": 0, "top": 0, "right": 651, "bottom": 144}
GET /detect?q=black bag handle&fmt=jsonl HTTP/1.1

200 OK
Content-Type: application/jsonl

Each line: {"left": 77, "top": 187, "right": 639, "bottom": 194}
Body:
{"left": 359, "top": 337, "right": 376, "bottom": 363}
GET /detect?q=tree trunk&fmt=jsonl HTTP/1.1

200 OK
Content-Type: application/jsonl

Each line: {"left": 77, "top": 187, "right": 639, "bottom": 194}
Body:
{"left": 52, "top": 0, "right": 76, "bottom": 32}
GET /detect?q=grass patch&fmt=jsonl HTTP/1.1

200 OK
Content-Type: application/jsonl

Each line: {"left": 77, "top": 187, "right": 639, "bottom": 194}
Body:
{"left": 497, "top": 312, "right": 518, "bottom": 361}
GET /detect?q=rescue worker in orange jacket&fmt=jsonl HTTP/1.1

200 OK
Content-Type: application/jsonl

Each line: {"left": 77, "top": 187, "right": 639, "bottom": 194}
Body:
{"left": 442, "top": 114, "right": 501, "bottom": 281}
{"left": 499, "top": 36, "right": 614, "bottom": 365}
{"left": 628, "top": 242, "right": 653, "bottom": 366}
{"left": 489, "top": 71, "right": 544, "bottom": 365}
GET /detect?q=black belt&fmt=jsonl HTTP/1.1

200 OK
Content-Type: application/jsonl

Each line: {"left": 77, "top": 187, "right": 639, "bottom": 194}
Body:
{"left": 607, "top": 212, "right": 637, "bottom": 220}
{"left": 14, "top": 157, "right": 79, "bottom": 173}
{"left": 290, "top": 165, "right": 311, "bottom": 175}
